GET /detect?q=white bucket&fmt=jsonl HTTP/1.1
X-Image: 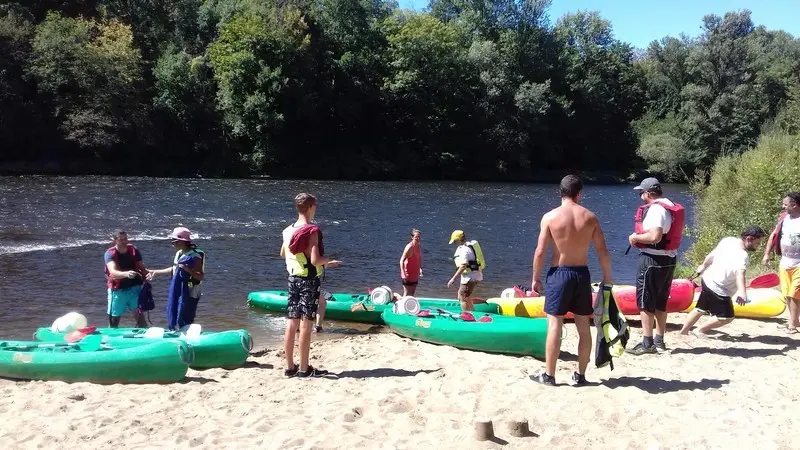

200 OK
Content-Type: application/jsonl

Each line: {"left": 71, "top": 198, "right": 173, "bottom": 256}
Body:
{"left": 395, "top": 296, "right": 421, "bottom": 315}
{"left": 51, "top": 312, "right": 88, "bottom": 333}
{"left": 370, "top": 286, "right": 393, "bottom": 305}
{"left": 500, "top": 288, "right": 517, "bottom": 299}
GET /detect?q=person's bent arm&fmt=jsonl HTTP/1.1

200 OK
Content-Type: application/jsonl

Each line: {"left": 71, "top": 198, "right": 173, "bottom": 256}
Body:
{"left": 309, "top": 233, "right": 339, "bottom": 268}
{"left": 734, "top": 269, "right": 747, "bottom": 304}
{"left": 762, "top": 229, "right": 777, "bottom": 264}
{"left": 630, "top": 227, "right": 663, "bottom": 245}
{"left": 106, "top": 261, "right": 138, "bottom": 279}
{"left": 695, "top": 252, "right": 715, "bottom": 276}
{"left": 532, "top": 214, "right": 552, "bottom": 293}
{"left": 181, "top": 256, "right": 204, "bottom": 281}
{"left": 591, "top": 217, "right": 612, "bottom": 284}
{"left": 399, "top": 244, "right": 411, "bottom": 278}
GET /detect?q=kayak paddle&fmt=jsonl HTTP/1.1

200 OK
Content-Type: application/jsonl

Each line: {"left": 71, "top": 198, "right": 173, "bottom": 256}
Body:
{"left": 748, "top": 273, "right": 779, "bottom": 289}
{"left": 64, "top": 326, "right": 98, "bottom": 343}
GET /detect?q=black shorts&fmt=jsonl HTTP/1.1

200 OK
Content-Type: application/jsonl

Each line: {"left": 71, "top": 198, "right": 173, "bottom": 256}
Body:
{"left": 695, "top": 281, "right": 735, "bottom": 319}
{"left": 543, "top": 266, "right": 593, "bottom": 316}
{"left": 636, "top": 253, "right": 676, "bottom": 313}
{"left": 401, "top": 278, "right": 418, "bottom": 286}
{"left": 287, "top": 276, "right": 320, "bottom": 320}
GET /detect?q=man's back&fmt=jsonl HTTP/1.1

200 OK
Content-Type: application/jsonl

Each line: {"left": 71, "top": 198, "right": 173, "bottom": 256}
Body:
{"left": 545, "top": 202, "right": 597, "bottom": 267}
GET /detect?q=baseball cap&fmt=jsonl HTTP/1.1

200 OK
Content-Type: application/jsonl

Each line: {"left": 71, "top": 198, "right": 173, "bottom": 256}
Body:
{"left": 448, "top": 230, "right": 465, "bottom": 244}
{"left": 169, "top": 226, "right": 192, "bottom": 242}
{"left": 633, "top": 177, "right": 661, "bottom": 191}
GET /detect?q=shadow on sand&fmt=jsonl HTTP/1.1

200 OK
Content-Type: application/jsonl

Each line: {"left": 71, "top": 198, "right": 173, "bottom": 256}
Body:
{"left": 335, "top": 368, "right": 441, "bottom": 379}
{"left": 602, "top": 376, "right": 729, "bottom": 394}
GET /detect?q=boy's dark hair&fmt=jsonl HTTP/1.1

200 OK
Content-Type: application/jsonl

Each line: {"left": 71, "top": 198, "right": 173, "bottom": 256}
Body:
{"left": 787, "top": 192, "right": 800, "bottom": 205}
{"left": 560, "top": 175, "right": 583, "bottom": 199}
{"left": 741, "top": 225, "right": 767, "bottom": 239}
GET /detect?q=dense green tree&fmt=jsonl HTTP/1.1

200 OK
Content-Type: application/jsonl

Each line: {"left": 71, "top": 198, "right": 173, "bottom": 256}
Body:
{"left": 0, "top": 3, "right": 797, "bottom": 180}
{"left": 27, "top": 13, "right": 147, "bottom": 152}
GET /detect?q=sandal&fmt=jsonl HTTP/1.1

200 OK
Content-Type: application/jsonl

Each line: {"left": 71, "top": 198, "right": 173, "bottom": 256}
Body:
{"left": 785, "top": 328, "right": 799, "bottom": 335}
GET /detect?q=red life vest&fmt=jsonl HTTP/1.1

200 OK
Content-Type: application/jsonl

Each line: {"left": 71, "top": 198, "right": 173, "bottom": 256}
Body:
{"left": 771, "top": 211, "right": 788, "bottom": 256}
{"left": 633, "top": 199, "right": 685, "bottom": 251}
{"left": 105, "top": 244, "right": 146, "bottom": 289}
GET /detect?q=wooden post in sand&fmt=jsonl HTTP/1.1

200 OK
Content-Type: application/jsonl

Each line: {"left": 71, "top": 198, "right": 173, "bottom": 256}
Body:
{"left": 474, "top": 418, "right": 495, "bottom": 441}
{"left": 507, "top": 419, "right": 530, "bottom": 437}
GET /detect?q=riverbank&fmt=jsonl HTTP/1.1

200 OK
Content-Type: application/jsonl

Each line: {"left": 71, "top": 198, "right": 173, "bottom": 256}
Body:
{"left": 1, "top": 312, "right": 797, "bottom": 449}
{"left": 0, "top": 163, "right": 639, "bottom": 184}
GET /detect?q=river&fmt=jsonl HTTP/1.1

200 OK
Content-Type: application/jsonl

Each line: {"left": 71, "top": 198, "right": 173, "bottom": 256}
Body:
{"left": 0, "top": 176, "right": 694, "bottom": 345}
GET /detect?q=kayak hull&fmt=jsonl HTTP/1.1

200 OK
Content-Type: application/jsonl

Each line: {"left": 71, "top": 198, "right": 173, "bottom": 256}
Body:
{"left": 0, "top": 340, "right": 191, "bottom": 384}
{"left": 381, "top": 310, "right": 547, "bottom": 358}
{"left": 612, "top": 279, "right": 694, "bottom": 315}
{"left": 682, "top": 287, "right": 786, "bottom": 318}
{"left": 488, "top": 280, "right": 695, "bottom": 318}
{"left": 34, "top": 328, "right": 252, "bottom": 369}
{"left": 247, "top": 290, "right": 499, "bottom": 324}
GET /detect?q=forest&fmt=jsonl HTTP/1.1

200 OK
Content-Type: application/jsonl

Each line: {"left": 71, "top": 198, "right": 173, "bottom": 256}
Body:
{"left": 0, "top": 0, "right": 798, "bottom": 180}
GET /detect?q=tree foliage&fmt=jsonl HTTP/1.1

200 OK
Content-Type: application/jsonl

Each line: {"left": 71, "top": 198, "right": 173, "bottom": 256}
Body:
{"left": 0, "top": 3, "right": 797, "bottom": 179}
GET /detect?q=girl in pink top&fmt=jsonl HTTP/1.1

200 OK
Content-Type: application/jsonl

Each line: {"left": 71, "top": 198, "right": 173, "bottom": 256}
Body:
{"left": 400, "top": 229, "right": 423, "bottom": 296}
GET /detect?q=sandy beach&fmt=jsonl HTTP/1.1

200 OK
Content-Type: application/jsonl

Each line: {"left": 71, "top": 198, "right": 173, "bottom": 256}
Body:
{"left": 1, "top": 312, "right": 798, "bottom": 450}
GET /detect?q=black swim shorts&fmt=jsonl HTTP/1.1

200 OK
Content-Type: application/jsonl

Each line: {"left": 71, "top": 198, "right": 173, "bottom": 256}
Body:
{"left": 543, "top": 266, "right": 593, "bottom": 316}
{"left": 636, "top": 253, "right": 677, "bottom": 313}
{"left": 287, "top": 276, "right": 320, "bottom": 320}
{"left": 401, "top": 278, "right": 418, "bottom": 287}
{"left": 695, "top": 281, "right": 735, "bottom": 319}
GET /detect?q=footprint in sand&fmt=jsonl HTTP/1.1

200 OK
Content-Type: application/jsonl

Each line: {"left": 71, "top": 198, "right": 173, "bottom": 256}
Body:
{"left": 255, "top": 420, "right": 273, "bottom": 432}
{"left": 343, "top": 407, "right": 364, "bottom": 423}
{"left": 189, "top": 433, "right": 207, "bottom": 447}
{"left": 387, "top": 400, "right": 413, "bottom": 414}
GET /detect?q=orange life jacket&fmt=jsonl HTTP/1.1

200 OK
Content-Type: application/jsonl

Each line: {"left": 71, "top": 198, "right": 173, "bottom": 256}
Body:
{"left": 105, "top": 244, "right": 146, "bottom": 289}
{"left": 633, "top": 200, "right": 685, "bottom": 251}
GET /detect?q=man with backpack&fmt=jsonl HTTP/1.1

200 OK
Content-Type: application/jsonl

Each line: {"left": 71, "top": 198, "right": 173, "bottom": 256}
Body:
{"left": 447, "top": 230, "right": 486, "bottom": 311}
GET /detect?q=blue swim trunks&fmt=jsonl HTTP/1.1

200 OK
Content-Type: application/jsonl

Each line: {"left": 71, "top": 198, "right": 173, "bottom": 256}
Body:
{"left": 544, "top": 266, "right": 593, "bottom": 316}
{"left": 107, "top": 285, "right": 142, "bottom": 317}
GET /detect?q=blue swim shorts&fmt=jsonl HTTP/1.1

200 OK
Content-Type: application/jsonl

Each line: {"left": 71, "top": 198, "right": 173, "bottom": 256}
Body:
{"left": 107, "top": 285, "right": 142, "bottom": 317}
{"left": 543, "top": 266, "right": 593, "bottom": 316}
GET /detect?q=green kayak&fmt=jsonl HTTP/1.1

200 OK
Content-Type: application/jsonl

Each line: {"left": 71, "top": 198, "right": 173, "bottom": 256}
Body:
{"left": 34, "top": 327, "right": 252, "bottom": 370}
{"left": 381, "top": 309, "right": 547, "bottom": 358}
{"left": 0, "top": 337, "right": 191, "bottom": 384}
{"left": 247, "top": 290, "right": 499, "bottom": 325}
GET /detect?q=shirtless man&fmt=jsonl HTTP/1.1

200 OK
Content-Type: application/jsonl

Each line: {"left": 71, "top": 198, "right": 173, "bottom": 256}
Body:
{"left": 531, "top": 175, "right": 613, "bottom": 386}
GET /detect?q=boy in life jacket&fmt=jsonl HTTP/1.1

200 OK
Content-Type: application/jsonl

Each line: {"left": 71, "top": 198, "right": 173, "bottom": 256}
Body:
{"left": 103, "top": 229, "right": 150, "bottom": 328}
{"left": 447, "top": 230, "right": 485, "bottom": 311}
{"left": 279, "top": 193, "right": 341, "bottom": 378}
{"left": 762, "top": 192, "right": 800, "bottom": 333}
{"left": 626, "top": 177, "right": 685, "bottom": 355}
{"left": 149, "top": 227, "right": 205, "bottom": 330}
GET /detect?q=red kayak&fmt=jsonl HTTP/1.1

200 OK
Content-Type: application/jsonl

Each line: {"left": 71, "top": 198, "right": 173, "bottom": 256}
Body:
{"left": 610, "top": 279, "right": 695, "bottom": 316}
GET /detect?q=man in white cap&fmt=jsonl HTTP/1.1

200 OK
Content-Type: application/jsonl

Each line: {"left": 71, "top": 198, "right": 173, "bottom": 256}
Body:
{"left": 149, "top": 227, "right": 206, "bottom": 329}
{"left": 447, "top": 230, "right": 486, "bottom": 311}
{"left": 627, "top": 177, "right": 685, "bottom": 355}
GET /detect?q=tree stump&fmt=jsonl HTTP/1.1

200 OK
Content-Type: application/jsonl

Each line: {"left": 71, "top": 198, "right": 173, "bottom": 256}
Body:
{"left": 474, "top": 418, "right": 495, "bottom": 441}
